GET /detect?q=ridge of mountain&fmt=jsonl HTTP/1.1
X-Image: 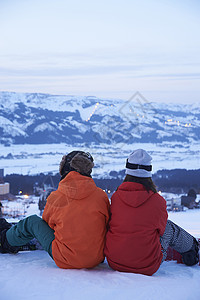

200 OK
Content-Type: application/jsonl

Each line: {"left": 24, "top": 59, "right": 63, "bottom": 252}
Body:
{"left": 0, "top": 91, "right": 199, "bottom": 145}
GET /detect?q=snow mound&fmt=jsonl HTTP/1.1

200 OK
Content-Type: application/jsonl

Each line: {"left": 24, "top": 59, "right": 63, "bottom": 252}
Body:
{"left": 1, "top": 205, "right": 200, "bottom": 300}
{"left": 0, "top": 251, "right": 200, "bottom": 300}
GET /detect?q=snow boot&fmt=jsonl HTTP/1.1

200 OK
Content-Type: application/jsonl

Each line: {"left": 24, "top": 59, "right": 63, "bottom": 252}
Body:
{"left": 0, "top": 218, "right": 20, "bottom": 254}
{"left": 181, "top": 238, "right": 199, "bottom": 266}
{"left": 166, "top": 238, "right": 199, "bottom": 266}
{"left": 166, "top": 247, "right": 183, "bottom": 263}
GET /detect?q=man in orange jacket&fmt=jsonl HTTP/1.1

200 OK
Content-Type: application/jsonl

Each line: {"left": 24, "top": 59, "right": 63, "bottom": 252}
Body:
{"left": 0, "top": 151, "right": 110, "bottom": 269}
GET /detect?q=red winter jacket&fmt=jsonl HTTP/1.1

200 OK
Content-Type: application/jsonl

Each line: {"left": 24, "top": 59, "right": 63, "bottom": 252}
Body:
{"left": 104, "top": 182, "right": 168, "bottom": 276}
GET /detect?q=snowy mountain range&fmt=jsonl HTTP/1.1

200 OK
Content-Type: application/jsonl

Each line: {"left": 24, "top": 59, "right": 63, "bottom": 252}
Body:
{"left": 0, "top": 91, "right": 200, "bottom": 145}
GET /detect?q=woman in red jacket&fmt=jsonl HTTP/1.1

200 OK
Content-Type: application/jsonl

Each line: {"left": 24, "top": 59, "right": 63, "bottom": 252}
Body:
{"left": 104, "top": 149, "right": 199, "bottom": 276}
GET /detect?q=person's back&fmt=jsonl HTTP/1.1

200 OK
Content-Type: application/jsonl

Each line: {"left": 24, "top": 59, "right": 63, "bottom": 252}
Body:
{"left": 104, "top": 149, "right": 199, "bottom": 276}
{"left": 0, "top": 151, "right": 110, "bottom": 270}
{"left": 43, "top": 170, "right": 110, "bottom": 269}
{"left": 104, "top": 181, "right": 167, "bottom": 275}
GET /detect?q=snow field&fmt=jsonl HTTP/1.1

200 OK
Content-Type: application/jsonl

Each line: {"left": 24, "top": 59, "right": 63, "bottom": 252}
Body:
{"left": 0, "top": 251, "right": 200, "bottom": 300}
{"left": 0, "top": 209, "right": 200, "bottom": 300}
{"left": 1, "top": 142, "right": 200, "bottom": 177}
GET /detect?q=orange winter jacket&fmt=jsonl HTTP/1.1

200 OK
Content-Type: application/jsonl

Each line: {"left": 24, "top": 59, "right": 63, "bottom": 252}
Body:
{"left": 42, "top": 171, "right": 110, "bottom": 269}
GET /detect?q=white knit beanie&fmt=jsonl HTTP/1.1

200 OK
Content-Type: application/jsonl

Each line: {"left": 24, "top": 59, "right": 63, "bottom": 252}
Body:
{"left": 125, "top": 149, "right": 152, "bottom": 178}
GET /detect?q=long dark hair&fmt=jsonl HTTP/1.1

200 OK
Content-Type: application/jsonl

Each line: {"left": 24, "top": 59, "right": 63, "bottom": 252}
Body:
{"left": 123, "top": 174, "right": 157, "bottom": 193}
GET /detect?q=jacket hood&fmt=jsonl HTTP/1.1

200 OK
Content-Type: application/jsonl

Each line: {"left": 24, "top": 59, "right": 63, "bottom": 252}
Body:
{"left": 116, "top": 182, "right": 154, "bottom": 208}
{"left": 58, "top": 171, "right": 96, "bottom": 200}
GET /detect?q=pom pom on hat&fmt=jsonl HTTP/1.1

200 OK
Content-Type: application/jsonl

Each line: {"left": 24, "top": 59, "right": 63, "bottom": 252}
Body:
{"left": 126, "top": 149, "right": 152, "bottom": 178}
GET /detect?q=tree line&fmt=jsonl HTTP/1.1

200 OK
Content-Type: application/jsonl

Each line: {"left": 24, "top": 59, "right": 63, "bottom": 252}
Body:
{"left": 3, "top": 168, "right": 200, "bottom": 195}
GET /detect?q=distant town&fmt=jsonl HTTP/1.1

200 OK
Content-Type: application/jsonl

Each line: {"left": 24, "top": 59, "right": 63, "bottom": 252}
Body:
{"left": 1, "top": 168, "right": 200, "bottom": 220}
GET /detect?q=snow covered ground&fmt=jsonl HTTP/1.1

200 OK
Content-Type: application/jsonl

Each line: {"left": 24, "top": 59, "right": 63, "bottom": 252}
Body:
{"left": 1, "top": 141, "right": 200, "bottom": 177}
{"left": 0, "top": 197, "right": 200, "bottom": 300}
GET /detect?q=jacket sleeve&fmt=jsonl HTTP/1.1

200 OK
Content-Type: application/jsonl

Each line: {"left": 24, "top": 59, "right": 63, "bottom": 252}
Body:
{"left": 104, "top": 195, "right": 110, "bottom": 225}
{"left": 42, "top": 193, "right": 57, "bottom": 230}
{"left": 157, "top": 195, "right": 168, "bottom": 236}
{"left": 97, "top": 188, "right": 110, "bottom": 224}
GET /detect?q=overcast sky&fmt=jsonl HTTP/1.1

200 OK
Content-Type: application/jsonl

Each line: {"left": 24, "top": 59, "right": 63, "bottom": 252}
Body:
{"left": 0, "top": 0, "right": 200, "bottom": 103}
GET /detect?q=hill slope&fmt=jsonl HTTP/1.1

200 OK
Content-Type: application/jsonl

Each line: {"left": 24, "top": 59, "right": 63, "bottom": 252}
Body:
{"left": 0, "top": 91, "right": 199, "bottom": 145}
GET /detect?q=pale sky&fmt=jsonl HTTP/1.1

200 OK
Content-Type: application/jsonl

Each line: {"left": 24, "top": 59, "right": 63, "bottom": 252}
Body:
{"left": 0, "top": 0, "right": 200, "bottom": 103}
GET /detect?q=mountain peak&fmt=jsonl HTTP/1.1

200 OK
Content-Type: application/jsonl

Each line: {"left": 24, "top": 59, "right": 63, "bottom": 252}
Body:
{"left": 0, "top": 91, "right": 199, "bottom": 145}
